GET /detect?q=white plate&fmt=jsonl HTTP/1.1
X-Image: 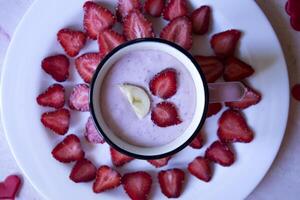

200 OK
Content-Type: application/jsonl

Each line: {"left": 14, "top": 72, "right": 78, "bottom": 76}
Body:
{"left": 1, "top": 0, "right": 289, "bottom": 199}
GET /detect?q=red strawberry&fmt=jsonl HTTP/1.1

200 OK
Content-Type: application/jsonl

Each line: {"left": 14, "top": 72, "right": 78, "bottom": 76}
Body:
{"left": 191, "top": 6, "right": 211, "bottom": 35}
{"left": 41, "top": 55, "right": 69, "bottom": 82}
{"left": 0, "top": 175, "right": 21, "bottom": 199}
{"left": 149, "top": 68, "right": 177, "bottom": 99}
{"left": 226, "top": 83, "right": 261, "bottom": 109}
{"left": 188, "top": 156, "right": 212, "bottom": 182}
{"left": 223, "top": 57, "right": 255, "bottom": 81}
{"left": 41, "top": 108, "right": 70, "bottom": 135}
{"left": 69, "top": 159, "right": 97, "bottom": 183}
{"left": 123, "top": 10, "right": 154, "bottom": 40}
{"left": 144, "top": 0, "right": 165, "bottom": 17}
{"left": 93, "top": 165, "right": 122, "bottom": 193}
{"left": 151, "top": 102, "right": 182, "bottom": 127}
{"left": 207, "top": 103, "right": 222, "bottom": 118}
{"left": 189, "top": 132, "right": 203, "bottom": 149}
{"left": 163, "top": 0, "right": 188, "bottom": 21}
{"left": 84, "top": 116, "right": 105, "bottom": 144}
{"left": 37, "top": 84, "right": 65, "bottom": 109}
{"left": 97, "top": 29, "right": 126, "bottom": 57}
{"left": 205, "top": 141, "right": 234, "bottom": 166}
{"left": 217, "top": 109, "right": 254, "bottom": 143}
{"left": 75, "top": 53, "right": 102, "bottom": 84}
{"left": 52, "top": 134, "right": 85, "bottom": 163}
{"left": 160, "top": 16, "right": 192, "bottom": 50}
{"left": 57, "top": 29, "right": 87, "bottom": 57}
{"left": 110, "top": 147, "right": 134, "bottom": 167}
{"left": 158, "top": 168, "right": 185, "bottom": 198}
{"left": 210, "top": 30, "right": 241, "bottom": 58}
{"left": 69, "top": 84, "right": 89, "bottom": 112}
{"left": 292, "top": 84, "right": 300, "bottom": 101}
{"left": 83, "top": 1, "right": 116, "bottom": 40}
{"left": 116, "top": 0, "right": 141, "bottom": 19}
{"left": 147, "top": 156, "right": 172, "bottom": 168}
{"left": 122, "top": 171, "right": 152, "bottom": 200}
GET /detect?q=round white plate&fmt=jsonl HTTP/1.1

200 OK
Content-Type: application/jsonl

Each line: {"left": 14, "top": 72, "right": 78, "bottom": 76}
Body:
{"left": 1, "top": 0, "right": 289, "bottom": 199}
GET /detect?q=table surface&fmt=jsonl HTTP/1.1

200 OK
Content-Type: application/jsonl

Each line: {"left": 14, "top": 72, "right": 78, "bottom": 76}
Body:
{"left": 0, "top": 0, "right": 299, "bottom": 199}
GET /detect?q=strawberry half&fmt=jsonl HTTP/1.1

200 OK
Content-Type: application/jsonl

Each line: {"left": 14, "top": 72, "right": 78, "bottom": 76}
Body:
{"left": 205, "top": 141, "right": 235, "bottom": 166}
{"left": 97, "top": 29, "right": 126, "bottom": 57}
{"left": 52, "top": 134, "right": 85, "bottom": 163}
{"left": 151, "top": 102, "right": 182, "bottom": 127}
{"left": 144, "top": 0, "right": 165, "bottom": 17}
{"left": 83, "top": 1, "right": 116, "bottom": 40}
{"left": 123, "top": 10, "right": 154, "bottom": 40}
{"left": 189, "top": 132, "right": 204, "bottom": 149}
{"left": 75, "top": 53, "right": 102, "bottom": 84}
{"left": 210, "top": 30, "right": 241, "bottom": 58}
{"left": 69, "top": 159, "right": 97, "bottom": 183}
{"left": 110, "top": 147, "right": 134, "bottom": 167}
{"left": 122, "top": 171, "right": 152, "bottom": 200}
{"left": 37, "top": 84, "right": 65, "bottom": 109}
{"left": 93, "top": 165, "right": 122, "bottom": 193}
{"left": 217, "top": 109, "right": 254, "bottom": 143}
{"left": 223, "top": 57, "right": 255, "bottom": 81}
{"left": 69, "top": 84, "right": 89, "bottom": 112}
{"left": 292, "top": 84, "right": 300, "bottom": 101}
{"left": 0, "top": 175, "right": 21, "bottom": 199}
{"left": 191, "top": 6, "right": 211, "bottom": 35}
{"left": 84, "top": 116, "right": 105, "bottom": 144}
{"left": 158, "top": 168, "right": 185, "bottom": 198}
{"left": 188, "top": 156, "right": 212, "bottom": 182}
{"left": 207, "top": 103, "right": 223, "bottom": 118}
{"left": 41, "top": 108, "right": 70, "bottom": 135}
{"left": 163, "top": 0, "right": 188, "bottom": 21}
{"left": 160, "top": 16, "right": 192, "bottom": 50}
{"left": 57, "top": 29, "right": 87, "bottom": 57}
{"left": 147, "top": 156, "right": 172, "bottom": 168}
{"left": 41, "top": 54, "right": 69, "bottom": 82}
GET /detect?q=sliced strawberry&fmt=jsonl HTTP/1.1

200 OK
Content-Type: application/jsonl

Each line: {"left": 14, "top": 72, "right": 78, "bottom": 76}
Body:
{"left": 84, "top": 116, "right": 105, "bottom": 144}
{"left": 83, "top": 1, "right": 116, "bottom": 40}
{"left": 110, "top": 147, "right": 134, "bottom": 167}
{"left": 160, "top": 16, "right": 192, "bottom": 50}
{"left": 93, "top": 165, "right": 122, "bottom": 193}
{"left": 52, "top": 134, "right": 85, "bottom": 163}
{"left": 205, "top": 141, "right": 234, "bottom": 166}
{"left": 207, "top": 103, "right": 222, "bottom": 118}
{"left": 210, "top": 30, "right": 241, "bottom": 58}
{"left": 69, "top": 84, "right": 89, "bottom": 112}
{"left": 116, "top": 0, "right": 141, "bottom": 19}
{"left": 163, "top": 0, "right": 188, "bottom": 21}
{"left": 158, "top": 168, "right": 185, "bottom": 198}
{"left": 41, "top": 108, "right": 70, "bottom": 135}
{"left": 226, "top": 83, "right": 261, "bottom": 109}
{"left": 191, "top": 6, "right": 211, "bottom": 35}
{"left": 41, "top": 54, "right": 69, "bottom": 82}
{"left": 37, "top": 84, "right": 65, "bottom": 108}
{"left": 75, "top": 53, "right": 102, "bottom": 84}
{"left": 144, "top": 0, "right": 165, "bottom": 17}
{"left": 189, "top": 132, "right": 203, "bottom": 149}
{"left": 292, "top": 84, "right": 300, "bottom": 101}
{"left": 122, "top": 171, "right": 152, "bottom": 200}
{"left": 57, "top": 29, "right": 87, "bottom": 57}
{"left": 97, "top": 29, "right": 126, "bottom": 57}
{"left": 147, "top": 156, "right": 172, "bottom": 168}
{"left": 69, "top": 159, "right": 97, "bottom": 183}
{"left": 123, "top": 10, "right": 154, "bottom": 40}
{"left": 0, "top": 175, "right": 21, "bottom": 199}
{"left": 223, "top": 57, "right": 255, "bottom": 81}
{"left": 188, "top": 156, "right": 212, "bottom": 182}
{"left": 291, "top": 16, "right": 300, "bottom": 31}
{"left": 151, "top": 102, "right": 182, "bottom": 127}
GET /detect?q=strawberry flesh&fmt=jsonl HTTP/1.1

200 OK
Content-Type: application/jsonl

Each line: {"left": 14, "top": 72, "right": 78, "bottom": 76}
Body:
{"left": 69, "top": 159, "right": 97, "bottom": 183}
{"left": 116, "top": 0, "right": 141, "bottom": 19}
{"left": 97, "top": 29, "right": 126, "bottom": 57}
{"left": 189, "top": 132, "right": 204, "bottom": 149}
{"left": 147, "top": 156, "right": 172, "bottom": 168}
{"left": 191, "top": 6, "right": 211, "bottom": 35}
{"left": 41, "top": 55, "right": 69, "bottom": 82}
{"left": 37, "top": 84, "right": 65, "bottom": 109}
{"left": 93, "top": 165, "right": 122, "bottom": 193}
{"left": 144, "top": 0, "right": 165, "bottom": 17}
{"left": 205, "top": 141, "right": 235, "bottom": 166}
{"left": 0, "top": 175, "right": 21, "bottom": 199}
{"left": 207, "top": 103, "right": 222, "bottom": 118}
{"left": 292, "top": 84, "right": 300, "bottom": 101}
{"left": 163, "top": 0, "right": 188, "bottom": 21}
{"left": 223, "top": 57, "right": 255, "bottom": 81}
{"left": 85, "top": 116, "right": 105, "bottom": 144}
{"left": 158, "top": 168, "right": 185, "bottom": 198}
{"left": 69, "top": 84, "right": 90, "bottom": 112}
{"left": 110, "top": 147, "right": 134, "bottom": 167}
{"left": 151, "top": 102, "right": 182, "bottom": 127}
{"left": 188, "top": 156, "right": 212, "bottom": 182}
{"left": 41, "top": 108, "right": 70, "bottom": 135}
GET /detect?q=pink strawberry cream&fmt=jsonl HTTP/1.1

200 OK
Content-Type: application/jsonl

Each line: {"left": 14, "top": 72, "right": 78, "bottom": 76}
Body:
{"left": 100, "top": 50, "right": 197, "bottom": 147}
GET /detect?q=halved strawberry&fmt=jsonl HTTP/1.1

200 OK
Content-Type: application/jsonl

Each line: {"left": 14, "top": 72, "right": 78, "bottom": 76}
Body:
{"left": 207, "top": 103, "right": 223, "bottom": 118}
{"left": 160, "top": 16, "right": 192, "bottom": 50}
{"left": 116, "top": 0, "right": 141, "bottom": 20}
{"left": 149, "top": 68, "right": 177, "bottom": 99}
{"left": 191, "top": 6, "right": 211, "bottom": 35}
{"left": 163, "top": 0, "right": 188, "bottom": 21}
{"left": 57, "top": 29, "right": 87, "bottom": 57}
{"left": 41, "top": 54, "right": 69, "bottom": 82}
{"left": 69, "top": 84, "right": 89, "bottom": 112}
{"left": 210, "top": 30, "right": 241, "bottom": 58}
{"left": 188, "top": 156, "right": 212, "bottom": 182}
{"left": 37, "top": 84, "right": 65, "bottom": 108}
{"left": 123, "top": 10, "right": 154, "bottom": 40}
{"left": 83, "top": 1, "right": 116, "bottom": 40}
{"left": 158, "top": 168, "right": 185, "bottom": 198}
{"left": 85, "top": 116, "right": 105, "bottom": 144}
{"left": 205, "top": 141, "right": 234, "bottom": 166}
{"left": 69, "top": 159, "right": 97, "bottom": 183}
{"left": 189, "top": 132, "right": 203, "bottom": 149}
{"left": 75, "top": 53, "right": 102, "bottom": 84}
{"left": 151, "top": 102, "right": 182, "bottom": 127}
{"left": 122, "top": 171, "right": 152, "bottom": 200}
{"left": 292, "top": 84, "right": 300, "bottom": 101}
{"left": 110, "top": 147, "right": 134, "bottom": 167}
{"left": 223, "top": 57, "right": 254, "bottom": 81}
{"left": 97, "top": 29, "right": 126, "bottom": 57}
{"left": 291, "top": 16, "right": 300, "bottom": 31}
{"left": 93, "top": 165, "right": 122, "bottom": 193}
{"left": 147, "top": 156, "right": 172, "bottom": 168}
{"left": 144, "top": 0, "right": 165, "bottom": 17}
{"left": 41, "top": 108, "right": 70, "bottom": 135}
{"left": 0, "top": 175, "right": 21, "bottom": 199}
{"left": 52, "top": 134, "right": 85, "bottom": 163}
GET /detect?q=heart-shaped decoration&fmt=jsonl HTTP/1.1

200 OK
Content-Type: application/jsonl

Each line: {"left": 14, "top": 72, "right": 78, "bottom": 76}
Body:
{"left": 0, "top": 175, "right": 21, "bottom": 199}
